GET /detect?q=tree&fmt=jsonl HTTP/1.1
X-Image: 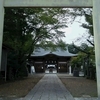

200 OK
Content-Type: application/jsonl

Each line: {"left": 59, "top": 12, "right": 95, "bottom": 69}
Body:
{"left": 3, "top": 8, "right": 72, "bottom": 79}
{"left": 70, "top": 8, "right": 94, "bottom": 46}
{"left": 70, "top": 44, "right": 95, "bottom": 79}
{"left": 60, "top": 8, "right": 96, "bottom": 79}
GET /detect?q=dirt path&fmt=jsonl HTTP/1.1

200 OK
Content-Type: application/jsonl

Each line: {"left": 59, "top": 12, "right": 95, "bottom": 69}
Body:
{"left": 0, "top": 74, "right": 44, "bottom": 98}
{"left": 57, "top": 74, "right": 97, "bottom": 97}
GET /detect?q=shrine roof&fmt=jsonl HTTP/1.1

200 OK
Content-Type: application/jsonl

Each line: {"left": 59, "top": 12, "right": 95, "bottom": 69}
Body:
{"left": 31, "top": 47, "right": 77, "bottom": 57}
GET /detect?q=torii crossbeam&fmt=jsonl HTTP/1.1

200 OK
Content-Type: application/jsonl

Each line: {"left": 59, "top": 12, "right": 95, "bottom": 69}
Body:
{"left": 4, "top": 0, "right": 92, "bottom": 7}
{"left": 0, "top": 0, "right": 100, "bottom": 98}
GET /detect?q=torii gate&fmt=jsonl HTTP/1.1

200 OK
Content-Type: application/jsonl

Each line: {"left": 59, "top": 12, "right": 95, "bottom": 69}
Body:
{"left": 0, "top": 0, "right": 100, "bottom": 97}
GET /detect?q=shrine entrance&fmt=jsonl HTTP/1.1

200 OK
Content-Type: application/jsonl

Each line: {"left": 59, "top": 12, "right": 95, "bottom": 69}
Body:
{"left": 0, "top": 0, "right": 100, "bottom": 97}
{"left": 28, "top": 48, "right": 76, "bottom": 73}
{"left": 45, "top": 65, "right": 57, "bottom": 73}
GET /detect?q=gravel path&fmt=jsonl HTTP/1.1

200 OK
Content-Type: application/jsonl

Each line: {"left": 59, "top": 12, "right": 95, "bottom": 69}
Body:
{"left": 57, "top": 73, "right": 97, "bottom": 97}
{"left": 0, "top": 73, "right": 44, "bottom": 99}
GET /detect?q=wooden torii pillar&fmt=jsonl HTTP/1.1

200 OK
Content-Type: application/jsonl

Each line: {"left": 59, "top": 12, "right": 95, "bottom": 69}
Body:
{"left": 0, "top": 0, "right": 100, "bottom": 97}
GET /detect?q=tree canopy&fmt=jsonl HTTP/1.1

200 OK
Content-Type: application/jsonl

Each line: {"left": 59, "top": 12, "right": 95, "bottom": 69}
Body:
{"left": 3, "top": 8, "right": 73, "bottom": 79}
{"left": 68, "top": 8, "right": 96, "bottom": 79}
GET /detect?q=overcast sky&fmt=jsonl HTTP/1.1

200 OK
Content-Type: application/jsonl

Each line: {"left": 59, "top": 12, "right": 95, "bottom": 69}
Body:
{"left": 62, "top": 16, "right": 88, "bottom": 45}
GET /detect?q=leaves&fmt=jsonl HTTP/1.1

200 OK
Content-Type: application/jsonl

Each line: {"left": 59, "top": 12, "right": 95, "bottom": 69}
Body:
{"left": 4, "top": 8, "right": 72, "bottom": 77}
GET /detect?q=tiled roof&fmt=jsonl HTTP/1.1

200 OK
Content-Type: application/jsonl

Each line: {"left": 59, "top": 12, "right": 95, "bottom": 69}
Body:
{"left": 31, "top": 47, "right": 77, "bottom": 57}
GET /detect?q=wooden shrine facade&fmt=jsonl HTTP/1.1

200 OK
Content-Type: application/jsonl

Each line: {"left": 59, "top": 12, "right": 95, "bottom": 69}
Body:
{"left": 28, "top": 48, "right": 77, "bottom": 73}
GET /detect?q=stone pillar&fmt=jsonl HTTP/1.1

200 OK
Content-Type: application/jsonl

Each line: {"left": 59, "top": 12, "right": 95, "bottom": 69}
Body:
{"left": 93, "top": 0, "right": 100, "bottom": 97}
{"left": 0, "top": 0, "right": 4, "bottom": 71}
{"left": 69, "top": 66, "right": 72, "bottom": 75}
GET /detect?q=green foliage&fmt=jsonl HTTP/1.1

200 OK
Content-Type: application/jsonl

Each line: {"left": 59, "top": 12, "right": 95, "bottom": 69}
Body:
{"left": 71, "top": 8, "right": 94, "bottom": 46}
{"left": 70, "top": 52, "right": 87, "bottom": 68}
{"left": 68, "top": 8, "right": 96, "bottom": 79}
{"left": 81, "top": 9, "right": 93, "bottom": 36}
{"left": 68, "top": 8, "right": 95, "bottom": 67}
{"left": 70, "top": 45, "right": 95, "bottom": 69}
{"left": 68, "top": 44, "right": 79, "bottom": 54}
{"left": 4, "top": 8, "right": 71, "bottom": 79}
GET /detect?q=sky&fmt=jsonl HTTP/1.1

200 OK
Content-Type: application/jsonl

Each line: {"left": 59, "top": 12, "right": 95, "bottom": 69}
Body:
{"left": 62, "top": 16, "right": 88, "bottom": 45}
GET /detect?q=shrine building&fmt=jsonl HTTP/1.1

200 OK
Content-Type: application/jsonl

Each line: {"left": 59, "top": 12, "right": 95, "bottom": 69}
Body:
{"left": 28, "top": 47, "right": 77, "bottom": 73}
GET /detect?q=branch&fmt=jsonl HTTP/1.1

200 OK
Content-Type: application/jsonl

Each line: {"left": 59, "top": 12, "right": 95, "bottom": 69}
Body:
{"left": 72, "top": 44, "right": 90, "bottom": 55}
{"left": 87, "top": 39, "right": 94, "bottom": 46}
